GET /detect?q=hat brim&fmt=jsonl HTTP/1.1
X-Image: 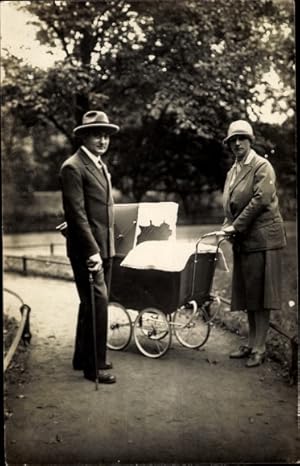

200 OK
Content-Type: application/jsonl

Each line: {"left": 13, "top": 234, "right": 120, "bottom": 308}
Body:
{"left": 223, "top": 131, "right": 254, "bottom": 144}
{"left": 73, "top": 123, "right": 120, "bottom": 136}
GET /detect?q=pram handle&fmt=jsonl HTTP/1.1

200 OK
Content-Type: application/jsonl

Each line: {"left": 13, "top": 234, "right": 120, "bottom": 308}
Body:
{"left": 56, "top": 221, "right": 68, "bottom": 231}
{"left": 190, "top": 230, "right": 232, "bottom": 297}
{"left": 195, "top": 230, "right": 233, "bottom": 252}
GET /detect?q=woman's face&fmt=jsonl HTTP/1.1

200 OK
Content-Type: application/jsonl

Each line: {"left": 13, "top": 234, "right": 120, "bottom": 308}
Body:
{"left": 228, "top": 135, "right": 251, "bottom": 161}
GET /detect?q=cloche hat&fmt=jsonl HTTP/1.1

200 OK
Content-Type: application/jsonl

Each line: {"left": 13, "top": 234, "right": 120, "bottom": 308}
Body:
{"left": 223, "top": 120, "right": 254, "bottom": 144}
{"left": 73, "top": 110, "right": 120, "bottom": 136}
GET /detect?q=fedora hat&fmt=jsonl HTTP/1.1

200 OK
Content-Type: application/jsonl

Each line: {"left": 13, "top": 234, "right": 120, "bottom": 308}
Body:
{"left": 223, "top": 120, "right": 254, "bottom": 144}
{"left": 73, "top": 110, "right": 120, "bottom": 136}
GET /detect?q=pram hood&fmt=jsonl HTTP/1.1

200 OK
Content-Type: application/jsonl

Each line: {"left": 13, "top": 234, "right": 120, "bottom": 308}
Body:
{"left": 114, "top": 202, "right": 178, "bottom": 255}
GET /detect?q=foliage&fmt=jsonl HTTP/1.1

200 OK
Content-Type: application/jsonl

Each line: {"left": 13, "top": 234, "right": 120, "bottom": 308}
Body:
{"left": 1, "top": 0, "right": 295, "bottom": 212}
{"left": 110, "top": 0, "right": 295, "bottom": 136}
{"left": 1, "top": 102, "right": 37, "bottom": 200}
{"left": 254, "top": 117, "right": 296, "bottom": 217}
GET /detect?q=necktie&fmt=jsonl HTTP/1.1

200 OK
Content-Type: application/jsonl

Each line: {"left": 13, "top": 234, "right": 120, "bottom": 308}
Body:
{"left": 98, "top": 159, "right": 113, "bottom": 201}
{"left": 97, "top": 158, "right": 114, "bottom": 257}
{"left": 229, "top": 161, "right": 241, "bottom": 188}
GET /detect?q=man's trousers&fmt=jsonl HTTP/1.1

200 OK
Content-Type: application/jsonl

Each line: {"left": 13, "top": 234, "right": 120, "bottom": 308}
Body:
{"left": 69, "top": 255, "right": 112, "bottom": 374}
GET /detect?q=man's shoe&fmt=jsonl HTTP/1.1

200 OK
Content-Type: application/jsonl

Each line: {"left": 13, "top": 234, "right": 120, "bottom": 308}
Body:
{"left": 229, "top": 345, "right": 252, "bottom": 359}
{"left": 98, "top": 371, "right": 116, "bottom": 383}
{"left": 84, "top": 371, "right": 116, "bottom": 383}
{"left": 245, "top": 351, "right": 265, "bottom": 368}
{"left": 99, "top": 362, "right": 113, "bottom": 370}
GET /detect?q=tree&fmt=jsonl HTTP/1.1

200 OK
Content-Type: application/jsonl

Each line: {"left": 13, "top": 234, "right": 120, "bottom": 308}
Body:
{"left": 1, "top": 0, "right": 295, "bottom": 214}
{"left": 1, "top": 54, "right": 40, "bottom": 201}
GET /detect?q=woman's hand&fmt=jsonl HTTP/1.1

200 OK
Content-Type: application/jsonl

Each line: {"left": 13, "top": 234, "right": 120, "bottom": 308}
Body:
{"left": 222, "top": 225, "right": 236, "bottom": 235}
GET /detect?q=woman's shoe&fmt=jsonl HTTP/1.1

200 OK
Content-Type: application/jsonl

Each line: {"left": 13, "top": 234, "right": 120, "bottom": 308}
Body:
{"left": 229, "top": 345, "right": 252, "bottom": 359}
{"left": 245, "top": 351, "right": 265, "bottom": 368}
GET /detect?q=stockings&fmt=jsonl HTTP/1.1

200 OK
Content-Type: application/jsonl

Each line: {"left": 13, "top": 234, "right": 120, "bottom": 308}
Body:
{"left": 247, "top": 310, "right": 270, "bottom": 353}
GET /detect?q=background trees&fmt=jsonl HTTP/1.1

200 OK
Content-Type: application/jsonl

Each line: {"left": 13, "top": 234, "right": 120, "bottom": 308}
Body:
{"left": 1, "top": 0, "right": 295, "bottom": 228}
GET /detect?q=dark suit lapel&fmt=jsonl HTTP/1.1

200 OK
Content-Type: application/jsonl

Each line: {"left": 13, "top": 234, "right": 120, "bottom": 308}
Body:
{"left": 78, "top": 148, "right": 107, "bottom": 190}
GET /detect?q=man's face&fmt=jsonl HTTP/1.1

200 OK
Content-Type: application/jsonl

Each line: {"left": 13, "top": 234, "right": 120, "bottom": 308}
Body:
{"left": 228, "top": 135, "right": 251, "bottom": 161}
{"left": 83, "top": 129, "right": 110, "bottom": 157}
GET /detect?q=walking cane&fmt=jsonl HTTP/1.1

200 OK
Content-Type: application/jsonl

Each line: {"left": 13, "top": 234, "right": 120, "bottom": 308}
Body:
{"left": 89, "top": 272, "right": 99, "bottom": 391}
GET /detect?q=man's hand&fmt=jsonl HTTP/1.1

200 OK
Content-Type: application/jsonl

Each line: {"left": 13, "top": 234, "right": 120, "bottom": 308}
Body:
{"left": 86, "top": 253, "right": 102, "bottom": 272}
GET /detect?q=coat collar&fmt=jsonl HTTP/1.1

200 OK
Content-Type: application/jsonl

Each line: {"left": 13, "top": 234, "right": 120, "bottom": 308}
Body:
{"left": 77, "top": 147, "right": 107, "bottom": 189}
{"left": 228, "top": 149, "right": 257, "bottom": 193}
{"left": 243, "top": 148, "right": 255, "bottom": 165}
{"left": 81, "top": 145, "right": 100, "bottom": 168}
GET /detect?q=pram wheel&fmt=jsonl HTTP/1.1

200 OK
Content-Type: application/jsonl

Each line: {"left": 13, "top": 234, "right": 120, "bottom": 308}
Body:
{"left": 133, "top": 308, "right": 171, "bottom": 358}
{"left": 173, "top": 302, "right": 211, "bottom": 349}
{"left": 107, "top": 302, "right": 132, "bottom": 350}
{"left": 202, "top": 295, "right": 221, "bottom": 323}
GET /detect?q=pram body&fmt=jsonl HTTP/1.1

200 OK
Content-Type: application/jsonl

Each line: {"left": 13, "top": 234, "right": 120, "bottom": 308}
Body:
{"left": 108, "top": 202, "right": 224, "bottom": 358}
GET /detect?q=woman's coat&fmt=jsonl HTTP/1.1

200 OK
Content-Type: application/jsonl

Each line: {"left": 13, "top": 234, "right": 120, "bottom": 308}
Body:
{"left": 223, "top": 149, "right": 286, "bottom": 252}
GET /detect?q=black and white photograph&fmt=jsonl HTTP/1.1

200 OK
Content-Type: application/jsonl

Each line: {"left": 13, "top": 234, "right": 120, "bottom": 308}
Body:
{"left": 2, "top": 0, "right": 298, "bottom": 463}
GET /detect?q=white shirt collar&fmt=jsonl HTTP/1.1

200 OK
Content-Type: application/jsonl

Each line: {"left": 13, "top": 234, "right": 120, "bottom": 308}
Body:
{"left": 81, "top": 145, "right": 102, "bottom": 168}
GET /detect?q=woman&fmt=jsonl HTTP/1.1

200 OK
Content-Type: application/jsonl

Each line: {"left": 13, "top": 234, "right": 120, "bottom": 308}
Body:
{"left": 221, "top": 120, "right": 286, "bottom": 367}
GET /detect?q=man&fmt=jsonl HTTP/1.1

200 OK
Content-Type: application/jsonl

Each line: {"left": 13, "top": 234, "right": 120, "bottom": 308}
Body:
{"left": 59, "top": 110, "right": 119, "bottom": 383}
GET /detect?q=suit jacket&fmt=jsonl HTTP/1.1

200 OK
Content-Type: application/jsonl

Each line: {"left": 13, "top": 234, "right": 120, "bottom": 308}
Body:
{"left": 59, "top": 148, "right": 115, "bottom": 260}
{"left": 223, "top": 149, "right": 286, "bottom": 252}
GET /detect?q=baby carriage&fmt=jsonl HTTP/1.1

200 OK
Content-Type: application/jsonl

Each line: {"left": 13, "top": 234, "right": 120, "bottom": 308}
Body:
{"left": 108, "top": 202, "right": 228, "bottom": 358}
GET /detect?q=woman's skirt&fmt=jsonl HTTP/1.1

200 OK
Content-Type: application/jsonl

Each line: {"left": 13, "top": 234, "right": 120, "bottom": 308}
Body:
{"left": 231, "top": 248, "right": 283, "bottom": 311}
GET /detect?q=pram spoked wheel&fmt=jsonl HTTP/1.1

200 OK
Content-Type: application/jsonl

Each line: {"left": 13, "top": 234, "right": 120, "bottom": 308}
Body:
{"left": 202, "top": 295, "right": 221, "bottom": 324}
{"left": 107, "top": 302, "right": 132, "bottom": 350}
{"left": 173, "top": 300, "right": 211, "bottom": 349}
{"left": 133, "top": 308, "right": 172, "bottom": 358}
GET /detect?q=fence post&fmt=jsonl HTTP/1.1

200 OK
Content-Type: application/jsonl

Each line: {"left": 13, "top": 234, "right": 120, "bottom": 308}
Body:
{"left": 50, "top": 243, "right": 54, "bottom": 255}
{"left": 22, "top": 256, "right": 27, "bottom": 275}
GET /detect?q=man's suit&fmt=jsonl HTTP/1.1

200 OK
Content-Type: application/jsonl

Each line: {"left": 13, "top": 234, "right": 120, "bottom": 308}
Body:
{"left": 59, "top": 147, "right": 115, "bottom": 374}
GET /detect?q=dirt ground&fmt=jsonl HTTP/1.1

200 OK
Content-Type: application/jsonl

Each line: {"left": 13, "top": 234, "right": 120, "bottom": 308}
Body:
{"left": 3, "top": 272, "right": 299, "bottom": 464}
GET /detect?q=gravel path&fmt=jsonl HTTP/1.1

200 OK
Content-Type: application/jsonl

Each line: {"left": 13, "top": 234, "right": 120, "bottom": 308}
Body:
{"left": 4, "top": 272, "right": 299, "bottom": 464}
